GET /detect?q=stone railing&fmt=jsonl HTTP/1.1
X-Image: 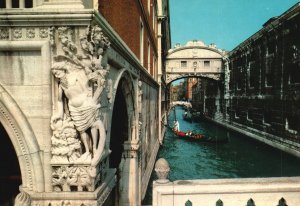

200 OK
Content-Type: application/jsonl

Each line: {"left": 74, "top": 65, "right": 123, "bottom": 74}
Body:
{"left": 0, "top": 0, "right": 96, "bottom": 9}
{"left": 2, "top": 0, "right": 39, "bottom": 8}
{"left": 153, "top": 158, "right": 300, "bottom": 206}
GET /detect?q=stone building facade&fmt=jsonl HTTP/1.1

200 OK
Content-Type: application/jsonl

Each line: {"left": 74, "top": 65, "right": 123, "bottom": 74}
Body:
{"left": 0, "top": 0, "right": 170, "bottom": 205}
{"left": 206, "top": 3, "right": 300, "bottom": 157}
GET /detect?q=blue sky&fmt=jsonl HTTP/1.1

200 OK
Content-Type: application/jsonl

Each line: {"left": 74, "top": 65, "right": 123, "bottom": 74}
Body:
{"left": 169, "top": 0, "right": 300, "bottom": 51}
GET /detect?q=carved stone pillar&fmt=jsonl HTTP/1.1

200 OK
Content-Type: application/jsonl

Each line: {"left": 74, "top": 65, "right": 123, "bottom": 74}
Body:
{"left": 118, "top": 141, "right": 140, "bottom": 206}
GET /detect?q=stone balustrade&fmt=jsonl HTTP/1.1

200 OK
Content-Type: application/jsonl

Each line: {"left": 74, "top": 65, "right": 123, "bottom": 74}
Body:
{"left": 1, "top": 0, "right": 96, "bottom": 9}
{"left": 4, "top": 0, "right": 29, "bottom": 8}
{"left": 153, "top": 159, "right": 300, "bottom": 206}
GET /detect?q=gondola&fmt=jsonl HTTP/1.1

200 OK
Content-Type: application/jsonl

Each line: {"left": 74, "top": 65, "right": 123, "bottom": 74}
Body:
{"left": 173, "top": 129, "right": 226, "bottom": 142}
{"left": 165, "top": 124, "right": 228, "bottom": 143}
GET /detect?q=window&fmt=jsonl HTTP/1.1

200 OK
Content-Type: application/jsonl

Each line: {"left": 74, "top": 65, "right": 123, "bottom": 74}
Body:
{"left": 285, "top": 115, "right": 299, "bottom": 134}
{"left": 193, "top": 61, "right": 197, "bottom": 69}
{"left": 236, "top": 66, "right": 243, "bottom": 90}
{"left": 265, "top": 55, "right": 274, "bottom": 87}
{"left": 263, "top": 110, "right": 272, "bottom": 126}
{"left": 140, "top": 21, "right": 144, "bottom": 65}
{"left": 148, "top": 0, "right": 151, "bottom": 13}
{"left": 181, "top": 61, "right": 187, "bottom": 68}
{"left": 204, "top": 61, "right": 210, "bottom": 67}
{"left": 154, "top": 5, "right": 158, "bottom": 35}
{"left": 248, "top": 62, "right": 255, "bottom": 88}
{"left": 289, "top": 63, "right": 300, "bottom": 84}
{"left": 148, "top": 40, "right": 151, "bottom": 71}
{"left": 153, "top": 56, "right": 157, "bottom": 80}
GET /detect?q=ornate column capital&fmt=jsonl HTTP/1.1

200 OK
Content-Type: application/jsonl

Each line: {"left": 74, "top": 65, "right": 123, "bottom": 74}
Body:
{"left": 123, "top": 141, "right": 140, "bottom": 158}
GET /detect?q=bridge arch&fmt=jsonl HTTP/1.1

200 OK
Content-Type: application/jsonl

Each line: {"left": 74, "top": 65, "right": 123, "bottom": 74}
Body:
{"left": 0, "top": 84, "right": 44, "bottom": 193}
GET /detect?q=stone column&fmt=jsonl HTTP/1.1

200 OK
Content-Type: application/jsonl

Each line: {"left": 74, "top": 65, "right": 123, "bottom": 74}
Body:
{"left": 223, "top": 59, "right": 230, "bottom": 120}
{"left": 119, "top": 142, "right": 140, "bottom": 206}
{"left": 214, "top": 85, "right": 221, "bottom": 119}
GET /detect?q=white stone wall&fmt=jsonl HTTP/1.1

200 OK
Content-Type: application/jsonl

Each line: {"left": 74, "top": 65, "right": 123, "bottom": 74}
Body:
{"left": 153, "top": 177, "right": 300, "bottom": 206}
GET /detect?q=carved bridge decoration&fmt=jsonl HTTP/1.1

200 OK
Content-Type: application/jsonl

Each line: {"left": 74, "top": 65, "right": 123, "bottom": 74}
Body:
{"left": 165, "top": 41, "right": 227, "bottom": 85}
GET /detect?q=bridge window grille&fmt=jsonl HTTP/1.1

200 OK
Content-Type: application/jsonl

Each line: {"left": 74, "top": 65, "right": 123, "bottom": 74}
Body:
{"left": 181, "top": 61, "right": 187, "bottom": 68}
{"left": 204, "top": 60, "right": 210, "bottom": 67}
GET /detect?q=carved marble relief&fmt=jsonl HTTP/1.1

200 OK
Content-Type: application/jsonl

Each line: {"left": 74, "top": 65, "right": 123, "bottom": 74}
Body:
{"left": 26, "top": 28, "right": 35, "bottom": 39}
{"left": 13, "top": 28, "right": 23, "bottom": 39}
{"left": 50, "top": 25, "right": 111, "bottom": 192}
{"left": 0, "top": 28, "right": 9, "bottom": 40}
{"left": 52, "top": 166, "right": 97, "bottom": 192}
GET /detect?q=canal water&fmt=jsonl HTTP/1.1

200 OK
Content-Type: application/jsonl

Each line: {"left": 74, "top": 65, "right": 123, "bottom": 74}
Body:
{"left": 142, "top": 106, "right": 300, "bottom": 204}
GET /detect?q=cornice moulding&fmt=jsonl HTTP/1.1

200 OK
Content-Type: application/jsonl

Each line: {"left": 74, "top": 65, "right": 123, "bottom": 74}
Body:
{"left": 0, "top": 10, "right": 94, "bottom": 26}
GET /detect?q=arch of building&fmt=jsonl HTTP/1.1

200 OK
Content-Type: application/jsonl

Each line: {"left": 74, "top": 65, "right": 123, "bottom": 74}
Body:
{"left": 0, "top": 84, "right": 44, "bottom": 193}
{"left": 111, "top": 69, "right": 137, "bottom": 142}
{"left": 167, "top": 74, "right": 222, "bottom": 86}
{"left": 109, "top": 69, "right": 139, "bottom": 205}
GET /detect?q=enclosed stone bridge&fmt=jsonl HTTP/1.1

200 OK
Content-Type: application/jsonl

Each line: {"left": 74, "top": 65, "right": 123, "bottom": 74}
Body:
{"left": 170, "top": 101, "right": 192, "bottom": 108}
{"left": 166, "top": 40, "right": 227, "bottom": 85}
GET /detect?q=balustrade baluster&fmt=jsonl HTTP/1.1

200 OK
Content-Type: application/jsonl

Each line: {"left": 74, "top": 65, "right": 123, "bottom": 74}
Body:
{"left": 6, "top": 0, "right": 12, "bottom": 8}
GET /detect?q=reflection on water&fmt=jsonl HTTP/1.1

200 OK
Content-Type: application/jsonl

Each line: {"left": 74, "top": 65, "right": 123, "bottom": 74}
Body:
{"left": 142, "top": 106, "right": 300, "bottom": 204}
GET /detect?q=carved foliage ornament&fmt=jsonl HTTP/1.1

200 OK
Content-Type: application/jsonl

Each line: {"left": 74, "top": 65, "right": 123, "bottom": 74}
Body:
{"left": 0, "top": 28, "right": 9, "bottom": 40}
{"left": 52, "top": 166, "right": 96, "bottom": 192}
{"left": 26, "top": 28, "right": 35, "bottom": 39}
{"left": 50, "top": 25, "right": 111, "bottom": 192}
{"left": 13, "top": 28, "right": 22, "bottom": 39}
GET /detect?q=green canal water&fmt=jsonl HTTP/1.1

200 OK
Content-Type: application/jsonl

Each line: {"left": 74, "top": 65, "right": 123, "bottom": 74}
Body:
{"left": 142, "top": 106, "right": 300, "bottom": 204}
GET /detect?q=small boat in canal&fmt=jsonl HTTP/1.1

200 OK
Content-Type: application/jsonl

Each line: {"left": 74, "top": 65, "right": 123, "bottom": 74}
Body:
{"left": 167, "top": 121, "right": 228, "bottom": 143}
{"left": 172, "top": 128, "right": 227, "bottom": 143}
{"left": 168, "top": 107, "right": 227, "bottom": 143}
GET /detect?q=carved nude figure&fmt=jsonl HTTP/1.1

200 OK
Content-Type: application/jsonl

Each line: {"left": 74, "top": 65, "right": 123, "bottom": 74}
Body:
{"left": 51, "top": 55, "right": 107, "bottom": 166}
